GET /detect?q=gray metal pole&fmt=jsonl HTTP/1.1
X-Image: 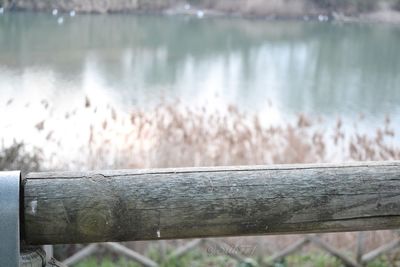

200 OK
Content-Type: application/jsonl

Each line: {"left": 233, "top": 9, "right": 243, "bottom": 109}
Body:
{"left": 0, "top": 171, "right": 20, "bottom": 267}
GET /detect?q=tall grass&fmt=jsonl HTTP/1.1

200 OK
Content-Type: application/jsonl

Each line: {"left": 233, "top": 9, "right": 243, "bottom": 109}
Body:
{"left": 6, "top": 96, "right": 394, "bottom": 170}
{"left": 74, "top": 99, "right": 398, "bottom": 170}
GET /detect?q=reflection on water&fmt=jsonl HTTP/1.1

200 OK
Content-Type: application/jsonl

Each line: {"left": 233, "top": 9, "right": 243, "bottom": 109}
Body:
{"left": 0, "top": 13, "right": 400, "bottom": 125}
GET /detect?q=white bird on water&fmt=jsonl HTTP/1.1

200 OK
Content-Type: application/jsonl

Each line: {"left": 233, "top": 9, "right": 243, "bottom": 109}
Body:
{"left": 0, "top": 7, "right": 4, "bottom": 14}
{"left": 57, "top": 17, "right": 64, "bottom": 24}
{"left": 70, "top": 10, "right": 76, "bottom": 17}
{"left": 318, "top": 14, "right": 329, "bottom": 22}
{"left": 52, "top": 9, "right": 58, "bottom": 16}
{"left": 197, "top": 10, "right": 204, "bottom": 18}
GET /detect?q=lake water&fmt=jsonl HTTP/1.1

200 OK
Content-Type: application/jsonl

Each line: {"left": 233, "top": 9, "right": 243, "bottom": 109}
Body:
{"left": 0, "top": 13, "right": 399, "bottom": 146}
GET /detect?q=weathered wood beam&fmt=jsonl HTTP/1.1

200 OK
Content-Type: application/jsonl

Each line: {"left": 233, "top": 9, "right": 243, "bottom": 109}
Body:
{"left": 23, "top": 161, "right": 400, "bottom": 245}
{"left": 307, "top": 235, "right": 361, "bottom": 267}
{"left": 361, "top": 238, "right": 400, "bottom": 263}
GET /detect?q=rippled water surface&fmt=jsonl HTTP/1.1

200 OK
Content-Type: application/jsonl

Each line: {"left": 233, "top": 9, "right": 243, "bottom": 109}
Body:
{"left": 1, "top": 13, "right": 399, "bottom": 129}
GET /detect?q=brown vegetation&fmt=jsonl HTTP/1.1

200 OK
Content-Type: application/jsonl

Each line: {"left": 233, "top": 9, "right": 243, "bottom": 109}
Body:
{"left": 20, "top": 97, "right": 397, "bottom": 170}
{"left": 2, "top": 96, "right": 400, "bottom": 260}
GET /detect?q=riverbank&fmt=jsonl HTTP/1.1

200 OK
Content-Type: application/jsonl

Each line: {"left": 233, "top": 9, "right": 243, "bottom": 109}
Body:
{"left": 2, "top": 0, "right": 400, "bottom": 24}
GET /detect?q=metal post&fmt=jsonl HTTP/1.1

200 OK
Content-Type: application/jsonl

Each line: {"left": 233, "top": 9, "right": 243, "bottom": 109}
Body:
{"left": 0, "top": 171, "right": 21, "bottom": 267}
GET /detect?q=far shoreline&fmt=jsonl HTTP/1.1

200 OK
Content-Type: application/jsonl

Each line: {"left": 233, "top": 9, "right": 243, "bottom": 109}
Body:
{"left": 2, "top": 7, "right": 400, "bottom": 26}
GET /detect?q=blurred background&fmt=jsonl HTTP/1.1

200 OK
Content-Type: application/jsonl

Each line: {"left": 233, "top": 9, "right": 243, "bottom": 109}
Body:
{"left": 1, "top": 0, "right": 400, "bottom": 266}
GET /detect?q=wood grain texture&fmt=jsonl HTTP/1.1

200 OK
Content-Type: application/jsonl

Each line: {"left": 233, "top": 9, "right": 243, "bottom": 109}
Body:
{"left": 23, "top": 161, "right": 400, "bottom": 245}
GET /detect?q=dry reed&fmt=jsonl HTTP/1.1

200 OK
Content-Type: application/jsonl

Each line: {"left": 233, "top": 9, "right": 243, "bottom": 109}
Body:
{"left": 56, "top": 97, "right": 398, "bottom": 170}
{"left": 2, "top": 96, "right": 400, "bottom": 257}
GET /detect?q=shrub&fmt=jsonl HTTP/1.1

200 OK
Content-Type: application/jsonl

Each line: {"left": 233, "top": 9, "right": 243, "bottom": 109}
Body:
{"left": 0, "top": 142, "right": 41, "bottom": 172}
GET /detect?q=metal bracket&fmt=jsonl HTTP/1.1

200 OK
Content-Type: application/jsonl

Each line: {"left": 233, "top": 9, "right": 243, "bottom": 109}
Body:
{"left": 0, "top": 171, "right": 21, "bottom": 267}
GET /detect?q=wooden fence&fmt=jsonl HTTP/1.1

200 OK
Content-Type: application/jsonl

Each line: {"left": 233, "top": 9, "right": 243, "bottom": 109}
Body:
{"left": 21, "top": 161, "right": 400, "bottom": 266}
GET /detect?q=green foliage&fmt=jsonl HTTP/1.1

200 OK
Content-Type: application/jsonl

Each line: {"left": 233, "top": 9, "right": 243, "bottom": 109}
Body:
{"left": 280, "top": 252, "right": 343, "bottom": 267}
{"left": 72, "top": 251, "right": 393, "bottom": 267}
{"left": 74, "top": 249, "right": 237, "bottom": 267}
{"left": 161, "top": 250, "right": 237, "bottom": 267}
{"left": 366, "top": 256, "right": 391, "bottom": 267}
{"left": 75, "top": 257, "right": 141, "bottom": 267}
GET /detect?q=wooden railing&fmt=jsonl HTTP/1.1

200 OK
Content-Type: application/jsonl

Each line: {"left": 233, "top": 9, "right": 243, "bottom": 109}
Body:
{"left": 23, "top": 161, "right": 400, "bottom": 245}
